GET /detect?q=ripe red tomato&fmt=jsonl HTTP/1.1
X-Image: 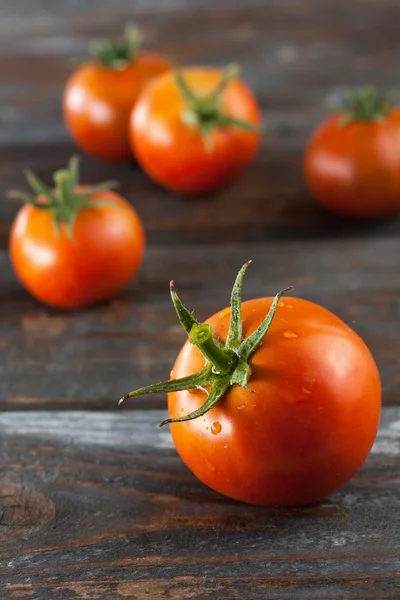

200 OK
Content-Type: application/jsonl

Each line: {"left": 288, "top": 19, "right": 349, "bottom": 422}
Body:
{"left": 63, "top": 27, "right": 171, "bottom": 163}
{"left": 304, "top": 87, "right": 400, "bottom": 218}
{"left": 129, "top": 65, "right": 262, "bottom": 193}
{"left": 9, "top": 157, "right": 145, "bottom": 309}
{"left": 121, "top": 264, "right": 381, "bottom": 506}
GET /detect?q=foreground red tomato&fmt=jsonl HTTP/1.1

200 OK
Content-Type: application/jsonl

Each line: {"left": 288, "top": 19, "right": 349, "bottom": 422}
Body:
{"left": 304, "top": 86, "right": 400, "bottom": 218}
{"left": 63, "top": 26, "right": 171, "bottom": 163}
{"left": 9, "top": 157, "right": 145, "bottom": 309}
{"left": 121, "top": 263, "right": 381, "bottom": 506}
{"left": 130, "top": 65, "right": 261, "bottom": 193}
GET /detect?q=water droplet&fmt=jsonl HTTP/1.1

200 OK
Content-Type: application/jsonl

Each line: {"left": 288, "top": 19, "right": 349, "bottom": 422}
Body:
{"left": 301, "top": 387, "right": 312, "bottom": 395}
{"left": 223, "top": 444, "right": 228, "bottom": 449}
{"left": 180, "top": 407, "right": 185, "bottom": 412}
{"left": 278, "top": 301, "right": 285, "bottom": 307}
{"left": 237, "top": 404, "right": 245, "bottom": 410}
{"left": 170, "top": 369, "right": 175, "bottom": 378}
{"left": 205, "top": 459, "right": 215, "bottom": 472}
{"left": 283, "top": 331, "right": 297, "bottom": 339}
{"left": 211, "top": 422, "right": 222, "bottom": 435}
{"left": 286, "top": 304, "right": 293, "bottom": 309}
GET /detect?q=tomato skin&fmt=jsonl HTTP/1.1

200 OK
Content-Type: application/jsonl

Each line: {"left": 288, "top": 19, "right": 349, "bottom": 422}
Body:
{"left": 130, "top": 67, "right": 262, "bottom": 193}
{"left": 10, "top": 190, "right": 145, "bottom": 309}
{"left": 304, "top": 111, "right": 400, "bottom": 218}
{"left": 63, "top": 53, "right": 172, "bottom": 163}
{"left": 168, "top": 297, "right": 381, "bottom": 506}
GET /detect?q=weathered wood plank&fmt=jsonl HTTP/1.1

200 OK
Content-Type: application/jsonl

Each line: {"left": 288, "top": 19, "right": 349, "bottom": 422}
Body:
{"left": 1, "top": 239, "right": 399, "bottom": 410}
{"left": 0, "top": 408, "right": 399, "bottom": 599}
{"left": 1, "top": 407, "right": 399, "bottom": 454}
{"left": 1, "top": 0, "right": 400, "bottom": 247}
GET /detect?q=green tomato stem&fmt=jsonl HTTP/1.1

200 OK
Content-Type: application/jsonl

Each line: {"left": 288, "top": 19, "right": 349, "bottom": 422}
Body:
{"left": 89, "top": 25, "right": 142, "bottom": 70}
{"left": 8, "top": 156, "right": 119, "bottom": 239}
{"left": 120, "top": 263, "right": 292, "bottom": 427}
{"left": 189, "top": 324, "right": 237, "bottom": 375}
{"left": 175, "top": 63, "right": 261, "bottom": 150}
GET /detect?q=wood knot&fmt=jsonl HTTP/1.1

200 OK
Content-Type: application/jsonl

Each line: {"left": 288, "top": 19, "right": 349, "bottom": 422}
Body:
{"left": 0, "top": 483, "right": 55, "bottom": 528}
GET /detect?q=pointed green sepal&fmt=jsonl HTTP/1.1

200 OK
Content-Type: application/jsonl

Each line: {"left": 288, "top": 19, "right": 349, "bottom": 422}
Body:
{"left": 119, "top": 364, "right": 213, "bottom": 406}
{"left": 225, "top": 260, "right": 251, "bottom": 349}
{"left": 170, "top": 281, "right": 199, "bottom": 335}
{"left": 238, "top": 287, "right": 293, "bottom": 362}
{"left": 8, "top": 190, "right": 44, "bottom": 208}
{"left": 159, "top": 374, "right": 231, "bottom": 427}
{"left": 24, "top": 170, "right": 57, "bottom": 205}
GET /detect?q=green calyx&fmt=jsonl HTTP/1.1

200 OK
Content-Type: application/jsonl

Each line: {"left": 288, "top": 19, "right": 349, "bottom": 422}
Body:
{"left": 176, "top": 64, "right": 261, "bottom": 150}
{"left": 9, "top": 156, "right": 118, "bottom": 238}
{"left": 334, "top": 86, "right": 389, "bottom": 125}
{"left": 119, "top": 261, "right": 292, "bottom": 427}
{"left": 90, "top": 25, "right": 142, "bottom": 69}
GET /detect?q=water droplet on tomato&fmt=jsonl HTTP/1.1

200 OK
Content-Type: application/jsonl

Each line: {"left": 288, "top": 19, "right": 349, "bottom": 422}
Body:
{"left": 205, "top": 459, "right": 215, "bottom": 472}
{"left": 302, "top": 387, "right": 312, "bottom": 395}
{"left": 223, "top": 444, "right": 228, "bottom": 449}
{"left": 237, "top": 404, "right": 245, "bottom": 410}
{"left": 283, "top": 331, "right": 297, "bottom": 339}
{"left": 286, "top": 304, "right": 293, "bottom": 308}
{"left": 279, "top": 301, "right": 285, "bottom": 307}
{"left": 211, "top": 422, "right": 222, "bottom": 435}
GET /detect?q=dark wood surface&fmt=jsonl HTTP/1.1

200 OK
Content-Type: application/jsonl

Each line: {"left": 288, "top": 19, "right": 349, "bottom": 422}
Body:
{"left": 1, "top": 239, "right": 400, "bottom": 411}
{"left": 1, "top": 0, "right": 400, "bottom": 598}
{"left": 1, "top": 409, "right": 400, "bottom": 600}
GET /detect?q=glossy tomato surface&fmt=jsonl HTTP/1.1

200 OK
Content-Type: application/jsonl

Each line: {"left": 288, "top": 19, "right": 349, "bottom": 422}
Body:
{"left": 63, "top": 53, "right": 171, "bottom": 163}
{"left": 10, "top": 190, "right": 145, "bottom": 309}
{"left": 304, "top": 111, "right": 400, "bottom": 218}
{"left": 168, "top": 297, "right": 381, "bottom": 506}
{"left": 130, "top": 67, "right": 261, "bottom": 193}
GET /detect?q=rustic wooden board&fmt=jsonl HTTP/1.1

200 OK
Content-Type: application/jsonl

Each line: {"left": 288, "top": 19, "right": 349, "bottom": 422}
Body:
{"left": 2, "top": 1, "right": 400, "bottom": 596}
{"left": 1, "top": 0, "right": 400, "bottom": 248}
{"left": 1, "top": 408, "right": 399, "bottom": 599}
{"left": 1, "top": 238, "right": 399, "bottom": 411}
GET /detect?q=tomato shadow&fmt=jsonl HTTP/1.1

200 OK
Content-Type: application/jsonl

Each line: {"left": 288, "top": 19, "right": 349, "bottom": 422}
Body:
{"left": 155, "top": 460, "right": 347, "bottom": 524}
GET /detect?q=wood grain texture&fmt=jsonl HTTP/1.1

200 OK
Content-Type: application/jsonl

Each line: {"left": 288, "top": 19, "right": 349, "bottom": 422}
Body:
{"left": 1, "top": 238, "right": 399, "bottom": 410}
{"left": 1, "top": 408, "right": 399, "bottom": 599}
{"left": 1, "top": 0, "right": 400, "bottom": 248}
{"left": 1, "top": 2, "right": 400, "bottom": 596}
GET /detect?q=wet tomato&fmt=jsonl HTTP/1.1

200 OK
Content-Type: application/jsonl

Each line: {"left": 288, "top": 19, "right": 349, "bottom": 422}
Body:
{"left": 130, "top": 64, "right": 261, "bottom": 193}
{"left": 9, "top": 157, "right": 145, "bottom": 309}
{"left": 304, "top": 86, "right": 400, "bottom": 218}
{"left": 63, "top": 26, "right": 171, "bottom": 163}
{"left": 121, "top": 263, "right": 381, "bottom": 506}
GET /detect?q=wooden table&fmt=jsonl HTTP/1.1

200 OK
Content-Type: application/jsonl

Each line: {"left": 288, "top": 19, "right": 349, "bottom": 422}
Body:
{"left": 1, "top": 1, "right": 400, "bottom": 598}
